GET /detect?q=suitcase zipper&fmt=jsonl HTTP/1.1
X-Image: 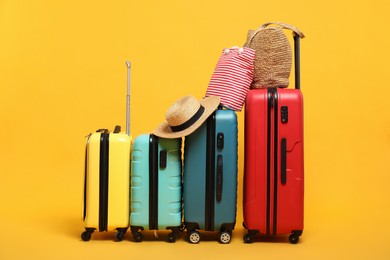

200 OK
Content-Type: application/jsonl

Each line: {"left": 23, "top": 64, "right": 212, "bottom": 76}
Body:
{"left": 266, "top": 88, "right": 279, "bottom": 235}
{"left": 99, "top": 130, "right": 109, "bottom": 232}
{"left": 205, "top": 112, "right": 216, "bottom": 231}
{"left": 272, "top": 88, "right": 279, "bottom": 235}
{"left": 149, "top": 134, "right": 159, "bottom": 230}
{"left": 266, "top": 89, "right": 272, "bottom": 235}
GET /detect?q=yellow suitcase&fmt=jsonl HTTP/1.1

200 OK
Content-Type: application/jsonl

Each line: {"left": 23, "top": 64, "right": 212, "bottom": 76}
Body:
{"left": 81, "top": 61, "right": 133, "bottom": 241}
{"left": 82, "top": 127, "right": 131, "bottom": 241}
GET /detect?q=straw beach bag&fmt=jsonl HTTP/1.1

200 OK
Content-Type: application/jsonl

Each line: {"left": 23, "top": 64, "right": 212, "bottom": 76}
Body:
{"left": 244, "top": 22, "right": 305, "bottom": 88}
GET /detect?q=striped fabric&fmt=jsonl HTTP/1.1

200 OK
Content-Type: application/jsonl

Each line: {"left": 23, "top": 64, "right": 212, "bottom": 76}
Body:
{"left": 206, "top": 47, "right": 255, "bottom": 111}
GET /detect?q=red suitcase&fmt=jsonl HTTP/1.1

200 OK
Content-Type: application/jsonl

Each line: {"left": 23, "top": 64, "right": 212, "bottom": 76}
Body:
{"left": 243, "top": 34, "right": 304, "bottom": 244}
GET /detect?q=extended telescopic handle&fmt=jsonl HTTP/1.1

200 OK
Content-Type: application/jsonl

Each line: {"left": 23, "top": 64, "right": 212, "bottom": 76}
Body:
{"left": 294, "top": 33, "right": 301, "bottom": 90}
{"left": 125, "top": 61, "right": 131, "bottom": 136}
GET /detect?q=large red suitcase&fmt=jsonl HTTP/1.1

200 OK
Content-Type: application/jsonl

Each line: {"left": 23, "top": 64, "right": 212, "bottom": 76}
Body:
{"left": 243, "top": 34, "right": 304, "bottom": 244}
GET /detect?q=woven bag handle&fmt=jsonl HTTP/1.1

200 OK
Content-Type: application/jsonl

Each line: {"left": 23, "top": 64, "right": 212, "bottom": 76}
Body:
{"left": 246, "top": 22, "right": 305, "bottom": 46}
{"left": 260, "top": 22, "right": 305, "bottom": 38}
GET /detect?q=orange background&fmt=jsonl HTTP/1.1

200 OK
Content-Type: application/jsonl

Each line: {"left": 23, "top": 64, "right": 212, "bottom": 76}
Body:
{"left": 1, "top": 1, "right": 390, "bottom": 259}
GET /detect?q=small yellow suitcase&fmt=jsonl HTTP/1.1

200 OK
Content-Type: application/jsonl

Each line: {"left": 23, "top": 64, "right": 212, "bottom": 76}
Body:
{"left": 81, "top": 61, "right": 133, "bottom": 241}
{"left": 82, "top": 127, "right": 131, "bottom": 241}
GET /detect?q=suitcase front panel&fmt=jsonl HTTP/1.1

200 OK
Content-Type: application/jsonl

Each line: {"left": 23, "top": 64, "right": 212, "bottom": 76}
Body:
{"left": 184, "top": 109, "right": 238, "bottom": 232}
{"left": 156, "top": 137, "right": 182, "bottom": 229}
{"left": 107, "top": 133, "right": 131, "bottom": 230}
{"left": 243, "top": 88, "right": 304, "bottom": 236}
{"left": 130, "top": 134, "right": 151, "bottom": 228}
{"left": 276, "top": 88, "right": 304, "bottom": 234}
{"left": 183, "top": 124, "right": 207, "bottom": 229}
{"left": 83, "top": 131, "right": 131, "bottom": 232}
{"left": 130, "top": 134, "right": 182, "bottom": 230}
{"left": 243, "top": 89, "right": 269, "bottom": 232}
{"left": 213, "top": 110, "right": 238, "bottom": 229}
{"left": 84, "top": 132, "right": 102, "bottom": 229}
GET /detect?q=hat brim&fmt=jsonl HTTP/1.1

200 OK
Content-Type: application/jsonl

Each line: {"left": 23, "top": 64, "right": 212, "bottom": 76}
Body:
{"left": 152, "top": 96, "right": 220, "bottom": 139}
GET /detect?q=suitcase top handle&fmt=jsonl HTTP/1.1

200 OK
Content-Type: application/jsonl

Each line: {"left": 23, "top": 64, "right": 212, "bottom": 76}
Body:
{"left": 260, "top": 22, "right": 305, "bottom": 38}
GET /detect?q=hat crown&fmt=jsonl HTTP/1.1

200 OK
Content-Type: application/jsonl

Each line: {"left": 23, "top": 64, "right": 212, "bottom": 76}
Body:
{"left": 165, "top": 96, "right": 201, "bottom": 127}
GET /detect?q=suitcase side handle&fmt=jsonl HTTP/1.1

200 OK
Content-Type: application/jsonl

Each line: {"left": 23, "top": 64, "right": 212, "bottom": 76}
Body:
{"left": 216, "top": 155, "right": 223, "bottom": 202}
{"left": 160, "top": 150, "right": 167, "bottom": 169}
{"left": 293, "top": 34, "right": 301, "bottom": 90}
{"left": 281, "top": 138, "right": 287, "bottom": 184}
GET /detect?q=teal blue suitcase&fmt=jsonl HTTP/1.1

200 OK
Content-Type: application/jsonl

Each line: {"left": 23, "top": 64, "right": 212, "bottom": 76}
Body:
{"left": 130, "top": 134, "right": 182, "bottom": 242}
{"left": 183, "top": 108, "right": 238, "bottom": 244}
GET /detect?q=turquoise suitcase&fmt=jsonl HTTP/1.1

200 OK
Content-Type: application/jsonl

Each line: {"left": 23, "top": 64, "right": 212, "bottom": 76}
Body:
{"left": 130, "top": 134, "right": 182, "bottom": 242}
{"left": 183, "top": 108, "right": 238, "bottom": 244}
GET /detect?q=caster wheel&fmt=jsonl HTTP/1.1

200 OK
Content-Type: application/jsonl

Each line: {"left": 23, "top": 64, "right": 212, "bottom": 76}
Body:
{"left": 187, "top": 231, "right": 201, "bottom": 244}
{"left": 243, "top": 233, "right": 254, "bottom": 244}
{"left": 167, "top": 233, "right": 176, "bottom": 243}
{"left": 180, "top": 223, "right": 186, "bottom": 232}
{"left": 219, "top": 231, "right": 232, "bottom": 244}
{"left": 115, "top": 231, "right": 125, "bottom": 241}
{"left": 81, "top": 231, "right": 92, "bottom": 241}
{"left": 133, "top": 232, "right": 143, "bottom": 242}
{"left": 289, "top": 234, "right": 300, "bottom": 244}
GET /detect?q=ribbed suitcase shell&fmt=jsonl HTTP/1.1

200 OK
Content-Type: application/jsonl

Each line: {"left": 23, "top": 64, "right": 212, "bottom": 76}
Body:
{"left": 130, "top": 134, "right": 182, "bottom": 241}
{"left": 184, "top": 109, "right": 238, "bottom": 243}
{"left": 243, "top": 88, "right": 304, "bottom": 243}
{"left": 82, "top": 130, "right": 131, "bottom": 240}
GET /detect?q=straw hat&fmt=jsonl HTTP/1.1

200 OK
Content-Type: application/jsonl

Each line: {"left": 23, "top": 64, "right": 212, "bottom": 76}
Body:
{"left": 153, "top": 95, "right": 220, "bottom": 138}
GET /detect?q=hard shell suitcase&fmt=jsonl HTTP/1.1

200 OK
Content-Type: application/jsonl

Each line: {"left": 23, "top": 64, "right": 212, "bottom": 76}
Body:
{"left": 243, "top": 35, "right": 304, "bottom": 244}
{"left": 81, "top": 61, "right": 133, "bottom": 241}
{"left": 82, "top": 127, "right": 131, "bottom": 241}
{"left": 183, "top": 108, "right": 238, "bottom": 244}
{"left": 130, "top": 134, "right": 182, "bottom": 242}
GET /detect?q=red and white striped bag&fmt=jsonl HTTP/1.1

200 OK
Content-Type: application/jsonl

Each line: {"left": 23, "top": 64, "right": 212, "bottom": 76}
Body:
{"left": 206, "top": 47, "right": 255, "bottom": 111}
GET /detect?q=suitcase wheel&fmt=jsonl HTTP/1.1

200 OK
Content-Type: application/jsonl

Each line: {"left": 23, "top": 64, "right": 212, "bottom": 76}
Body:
{"left": 288, "top": 233, "right": 300, "bottom": 244}
{"left": 187, "top": 230, "right": 201, "bottom": 244}
{"left": 133, "top": 231, "right": 143, "bottom": 242}
{"left": 81, "top": 230, "right": 93, "bottom": 242}
{"left": 218, "top": 231, "right": 232, "bottom": 244}
{"left": 243, "top": 231, "right": 256, "bottom": 244}
{"left": 180, "top": 223, "right": 186, "bottom": 232}
{"left": 115, "top": 230, "right": 126, "bottom": 242}
{"left": 243, "top": 234, "right": 253, "bottom": 243}
{"left": 167, "top": 232, "right": 176, "bottom": 243}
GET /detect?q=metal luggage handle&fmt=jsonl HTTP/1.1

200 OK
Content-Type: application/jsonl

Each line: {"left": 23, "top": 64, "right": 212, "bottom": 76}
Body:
{"left": 293, "top": 34, "right": 301, "bottom": 90}
{"left": 126, "top": 61, "right": 131, "bottom": 136}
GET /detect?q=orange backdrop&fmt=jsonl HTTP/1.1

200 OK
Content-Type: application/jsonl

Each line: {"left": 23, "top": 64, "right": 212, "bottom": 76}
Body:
{"left": 0, "top": 0, "right": 389, "bottom": 259}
